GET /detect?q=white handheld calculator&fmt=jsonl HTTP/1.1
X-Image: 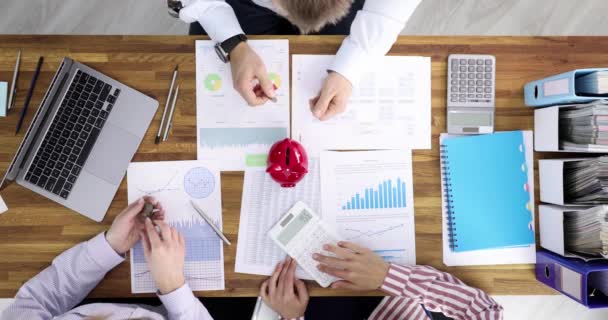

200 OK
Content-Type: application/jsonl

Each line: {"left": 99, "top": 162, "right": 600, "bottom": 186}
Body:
{"left": 268, "top": 201, "right": 340, "bottom": 288}
{"left": 447, "top": 54, "right": 496, "bottom": 134}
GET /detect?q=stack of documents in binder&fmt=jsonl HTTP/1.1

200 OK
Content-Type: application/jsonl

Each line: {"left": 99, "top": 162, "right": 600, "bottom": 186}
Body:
{"left": 576, "top": 71, "right": 608, "bottom": 96}
{"left": 564, "top": 205, "right": 608, "bottom": 258}
{"left": 560, "top": 102, "right": 608, "bottom": 151}
{"left": 564, "top": 157, "right": 608, "bottom": 203}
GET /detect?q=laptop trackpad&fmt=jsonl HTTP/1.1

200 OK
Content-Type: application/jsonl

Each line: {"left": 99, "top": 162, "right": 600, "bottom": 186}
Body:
{"left": 84, "top": 123, "right": 140, "bottom": 185}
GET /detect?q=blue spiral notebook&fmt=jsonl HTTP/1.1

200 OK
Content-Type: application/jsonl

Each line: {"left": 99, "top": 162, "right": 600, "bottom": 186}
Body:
{"left": 441, "top": 131, "right": 535, "bottom": 252}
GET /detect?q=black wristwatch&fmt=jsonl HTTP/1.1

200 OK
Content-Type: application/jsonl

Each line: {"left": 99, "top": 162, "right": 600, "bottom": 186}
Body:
{"left": 167, "top": 0, "right": 184, "bottom": 18}
{"left": 215, "top": 34, "right": 248, "bottom": 63}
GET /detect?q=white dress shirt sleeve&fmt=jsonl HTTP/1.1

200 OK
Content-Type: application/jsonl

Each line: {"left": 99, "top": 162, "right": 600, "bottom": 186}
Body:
{"left": 178, "top": 0, "right": 244, "bottom": 43}
{"left": 1, "top": 233, "right": 125, "bottom": 320}
{"left": 329, "top": 0, "right": 422, "bottom": 84}
{"left": 158, "top": 283, "right": 214, "bottom": 320}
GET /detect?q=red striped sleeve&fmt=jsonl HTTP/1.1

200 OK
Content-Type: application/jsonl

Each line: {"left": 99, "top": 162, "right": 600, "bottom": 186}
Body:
{"left": 372, "top": 264, "right": 503, "bottom": 320}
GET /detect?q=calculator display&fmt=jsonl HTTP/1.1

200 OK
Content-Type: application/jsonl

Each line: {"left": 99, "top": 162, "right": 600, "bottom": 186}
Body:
{"left": 278, "top": 209, "right": 312, "bottom": 246}
{"left": 450, "top": 112, "right": 492, "bottom": 126}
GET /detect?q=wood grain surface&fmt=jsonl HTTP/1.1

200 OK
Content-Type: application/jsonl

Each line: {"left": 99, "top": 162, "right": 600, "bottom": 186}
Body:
{"left": 1, "top": 35, "right": 604, "bottom": 298}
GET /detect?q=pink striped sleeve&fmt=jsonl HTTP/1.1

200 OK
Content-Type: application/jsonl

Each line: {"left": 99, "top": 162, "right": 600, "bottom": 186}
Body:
{"left": 378, "top": 264, "right": 503, "bottom": 320}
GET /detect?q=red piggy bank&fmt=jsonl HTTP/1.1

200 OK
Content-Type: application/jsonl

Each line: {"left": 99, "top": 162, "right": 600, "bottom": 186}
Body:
{"left": 266, "top": 138, "right": 308, "bottom": 188}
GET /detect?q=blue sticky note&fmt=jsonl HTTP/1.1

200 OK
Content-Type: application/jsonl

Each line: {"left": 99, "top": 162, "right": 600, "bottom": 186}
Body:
{"left": 0, "top": 81, "right": 7, "bottom": 117}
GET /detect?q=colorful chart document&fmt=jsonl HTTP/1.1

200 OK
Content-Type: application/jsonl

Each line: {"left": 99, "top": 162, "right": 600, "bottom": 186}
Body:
{"left": 195, "top": 40, "right": 290, "bottom": 170}
{"left": 292, "top": 55, "right": 431, "bottom": 156}
{"left": 128, "top": 161, "right": 224, "bottom": 293}
{"left": 320, "top": 150, "right": 416, "bottom": 265}
{"left": 235, "top": 158, "right": 320, "bottom": 279}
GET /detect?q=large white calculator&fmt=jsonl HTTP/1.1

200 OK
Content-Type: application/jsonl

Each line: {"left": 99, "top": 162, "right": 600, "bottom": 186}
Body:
{"left": 447, "top": 54, "right": 496, "bottom": 134}
{"left": 268, "top": 201, "right": 340, "bottom": 288}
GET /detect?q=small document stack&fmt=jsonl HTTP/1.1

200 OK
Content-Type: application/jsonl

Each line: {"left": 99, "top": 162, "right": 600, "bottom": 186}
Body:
{"left": 564, "top": 156, "right": 608, "bottom": 203}
{"left": 575, "top": 71, "right": 608, "bottom": 96}
{"left": 560, "top": 102, "right": 608, "bottom": 151}
{"left": 564, "top": 205, "right": 608, "bottom": 258}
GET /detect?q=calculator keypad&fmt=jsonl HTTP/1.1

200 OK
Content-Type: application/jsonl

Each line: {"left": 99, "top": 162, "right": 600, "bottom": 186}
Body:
{"left": 447, "top": 55, "right": 495, "bottom": 107}
{"left": 290, "top": 228, "right": 339, "bottom": 287}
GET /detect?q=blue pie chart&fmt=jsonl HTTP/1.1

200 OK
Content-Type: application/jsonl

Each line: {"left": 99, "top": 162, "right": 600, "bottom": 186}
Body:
{"left": 183, "top": 167, "right": 215, "bottom": 199}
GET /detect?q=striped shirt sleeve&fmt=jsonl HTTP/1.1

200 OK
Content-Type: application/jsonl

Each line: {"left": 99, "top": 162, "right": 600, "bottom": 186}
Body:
{"left": 377, "top": 264, "right": 503, "bottom": 320}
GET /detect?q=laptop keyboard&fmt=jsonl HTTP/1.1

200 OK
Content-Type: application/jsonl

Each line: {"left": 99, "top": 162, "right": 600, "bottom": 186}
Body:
{"left": 23, "top": 70, "right": 121, "bottom": 199}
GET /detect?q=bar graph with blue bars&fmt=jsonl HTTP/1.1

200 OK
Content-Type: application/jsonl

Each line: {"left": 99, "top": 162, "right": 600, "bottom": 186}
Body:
{"left": 341, "top": 178, "right": 407, "bottom": 210}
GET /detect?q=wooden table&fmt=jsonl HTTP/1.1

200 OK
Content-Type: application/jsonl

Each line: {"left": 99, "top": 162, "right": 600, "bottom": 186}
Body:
{"left": 1, "top": 35, "right": 605, "bottom": 298}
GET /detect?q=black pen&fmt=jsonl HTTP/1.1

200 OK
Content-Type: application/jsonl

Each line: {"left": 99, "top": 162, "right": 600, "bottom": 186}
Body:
{"left": 15, "top": 56, "right": 44, "bottom": 134}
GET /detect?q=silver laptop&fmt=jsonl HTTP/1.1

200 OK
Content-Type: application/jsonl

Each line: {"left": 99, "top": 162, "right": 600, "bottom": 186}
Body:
{"left": 1, "top": 58, "right": 158, "bottom": 222}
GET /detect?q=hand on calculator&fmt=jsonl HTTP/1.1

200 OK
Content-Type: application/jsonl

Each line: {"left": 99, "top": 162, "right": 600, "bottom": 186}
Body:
{"left": 313, "top": 241, "right": 390, "bottom": 291}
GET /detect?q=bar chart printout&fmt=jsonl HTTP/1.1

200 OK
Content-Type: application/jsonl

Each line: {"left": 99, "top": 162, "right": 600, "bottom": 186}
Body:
{"left": 320, "top": 150, "right": 416, "bottom": 265}
{"left": 342, "top": 178, "right": 407, "bottom": 210}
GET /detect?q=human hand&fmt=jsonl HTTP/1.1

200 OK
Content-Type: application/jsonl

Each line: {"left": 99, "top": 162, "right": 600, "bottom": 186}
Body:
{"left": 314, "top": 241, "right": 389, "bottom": 291}
{"left": 140, "top": 219, "right": 186, "bottom": 295}
{"left": 105, "top": 197, "right": 165, "bottom": 255}
{"left": 230, "top": 42, "right": 276, "bottom": 106}
{"left": 309, "top": 71, "right": 352, "bottom": 121}
{"left": 260, "top": 257, "right": 309, "bottom": 319}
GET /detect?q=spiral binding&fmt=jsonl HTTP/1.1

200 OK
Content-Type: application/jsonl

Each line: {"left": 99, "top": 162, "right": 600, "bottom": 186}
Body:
{"left": 440, "top": 144, "right": 458, "bottom": 251}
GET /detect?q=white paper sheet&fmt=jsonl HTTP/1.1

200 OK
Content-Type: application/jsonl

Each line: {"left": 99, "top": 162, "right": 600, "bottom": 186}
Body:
{"left": 0, "top": 195, "right": 7, "bottom": 214}
{"left": 235, "top": 158, "right": 320, "bottom": 279}
{"left": 195, "top": 40, "right": 290, "bottom": 170}
{"left": 127, "top": 160, "right": 225, "bottom": 293}
{"left": 320, "top": 150, "right": 416, "bottom": 265}
{"left": 292, "top": 55, "right": 431, "bottom": 157}
{"left": 440, "top": 131, "right": 537, "bottom": 266}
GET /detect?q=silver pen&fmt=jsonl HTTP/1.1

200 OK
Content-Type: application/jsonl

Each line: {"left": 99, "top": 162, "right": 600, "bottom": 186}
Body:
{"left": 162, "top": 84, "right": 179, "bottom": 142}
{"left": 190, "top": 200, "right": 231, "bottom": 246}
{"left": 8, "top": 49, "right": 21, "bottom": 111}
{"left": 156, "top": 65, "right": 178, "bottom": 144}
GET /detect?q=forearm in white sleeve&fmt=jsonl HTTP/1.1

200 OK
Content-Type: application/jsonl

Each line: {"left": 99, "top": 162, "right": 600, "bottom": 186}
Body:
{"left": 330, "top": 0, "right": 422, "bottom": 84}
{"left": 179, "top": 0, "right": 244, "bottom": 42}
{"left": 158, "top": 283, "right": 214, "bottom": 320}
{"left": 0, "top": 233, "right": 124, "bottom": 320}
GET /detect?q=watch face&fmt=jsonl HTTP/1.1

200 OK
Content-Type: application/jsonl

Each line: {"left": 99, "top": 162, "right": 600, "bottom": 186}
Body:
{"left": 214, "top": 43, "right": 229, "bottom": 63}
{"left": 167, "top": 0, "right": 183, "bottom": 18}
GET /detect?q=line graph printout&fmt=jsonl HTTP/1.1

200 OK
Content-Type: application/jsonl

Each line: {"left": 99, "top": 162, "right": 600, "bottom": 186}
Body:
{"left": 292, "top": 55, "right": 431, "bottom": 157}
{"left": 320, "top": 150, "right": 416, "bottom": 265}
{"left": 127, "top": 160, "right": 224, "bottom": 293}
{"left": 196, "top": 40, "right": 290, "bottom": 170}
{"left": 235, "top": 158, "right": 321, "bottom": 279}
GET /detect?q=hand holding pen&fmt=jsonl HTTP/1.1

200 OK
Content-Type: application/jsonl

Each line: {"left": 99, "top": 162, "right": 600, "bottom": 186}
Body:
{"left": 105, "top": 197, "right": 165, "bottom": 255}
{"left": 254, "top": 83, "right": 278, "bottom": 103}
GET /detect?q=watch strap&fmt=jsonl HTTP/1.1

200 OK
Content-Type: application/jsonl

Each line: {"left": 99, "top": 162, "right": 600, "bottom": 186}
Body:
{"left": 220, "top": 34, "right": 248, "bottom": 56}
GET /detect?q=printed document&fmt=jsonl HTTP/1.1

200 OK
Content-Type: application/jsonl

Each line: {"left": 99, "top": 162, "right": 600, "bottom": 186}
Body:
{"left": 320, "top": 150, "right": 416, "bottom": 265}
{"left": 128, "top": 160, "right": 224, "bottom": 293}
{"left": 196, "top": 40, "right": 290, "bottom": 170}
{"left": 235, "top": 158, "right": 320, "bottom": 279}
{"left": 292, "top": 55, "right": 431, "bottom": 156}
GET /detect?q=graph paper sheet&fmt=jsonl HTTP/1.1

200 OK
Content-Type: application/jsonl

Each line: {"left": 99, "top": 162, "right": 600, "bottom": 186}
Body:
{"left": 292, "top": 55, "right": 431, "bottom": 157}
{"left": 235, "top": 158, "right": 320, "bottom": 279}
{"left": 195, "top": 40, "right": 290, "bottom": 170}
{"left": 320, "top": 150, "right": 416, "bottom": 265}
{"left": 128, "top": 160, "right": 224, "bottom": 293}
